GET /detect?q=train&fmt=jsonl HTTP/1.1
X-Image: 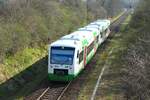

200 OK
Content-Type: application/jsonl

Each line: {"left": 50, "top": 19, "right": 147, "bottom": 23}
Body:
{"left": 48, "top": 19, "right": 111, "bottom": 81}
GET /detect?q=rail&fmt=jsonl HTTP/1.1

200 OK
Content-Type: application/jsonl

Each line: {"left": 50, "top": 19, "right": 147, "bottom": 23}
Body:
{"left": 36, "top": 81, "right": 72, "bottom": 100}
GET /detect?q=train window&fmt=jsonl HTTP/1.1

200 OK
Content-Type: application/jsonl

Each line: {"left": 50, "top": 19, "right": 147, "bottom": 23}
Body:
{"left": 105, "top": 28, "right": 108, "bottom": 33}
{"left": 96, "top": 35, "right": 99, "bottom": 43}
{"left": 50, "top": 47, "right": 75, "bottom": 65}
{"left": 102, "top": 32, "right": 104, "bottom": 37}
{"left": 79, "top": 51, "right": 83, "bottom": 64}
{"left": 102, "top": 30, "right": 106, "bottom": 38}
{"left": 87, "top": 41, "right": 95, "bottom": 55}
{"left": 77, "top": 50, "right": 79, "bottom": 58}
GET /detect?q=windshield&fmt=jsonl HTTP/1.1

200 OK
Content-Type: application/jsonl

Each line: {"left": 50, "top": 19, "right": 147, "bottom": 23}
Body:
{"left": 50, "top": 47, "right": 75, "bottom": 65}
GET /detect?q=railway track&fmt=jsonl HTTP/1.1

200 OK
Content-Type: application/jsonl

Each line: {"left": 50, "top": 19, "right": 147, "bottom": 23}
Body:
{"left": 25, "top": 81, "right": 71, "bottom": 100}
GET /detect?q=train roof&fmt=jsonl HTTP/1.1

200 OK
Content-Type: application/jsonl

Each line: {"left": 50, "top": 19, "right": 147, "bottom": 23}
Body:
{"left": 89, "top": 23, "right": 101, "bottom": 27}
{"left": 96, "top": 19, "right": 110, "bottom": 23}
{"left": 50, "top": 39, "right": 78, "bottom": 48}
{"left": 85, "top": 25, "right": 102, "bottom": 31}
{"left": 50, "top": 30, "right": 95, "bottom": 48}
{"left": 50, "top": 19, "right": 110, "bottom": 48}
{"left": 93, "top": 19, "right": 110, "bottom": 31}
{"left": 78, "top": 27, "right": 100, "bottom": 32}
{"left": 95, "top": 20, "right": 110, "bottom": 26}
{"left": 85, "top": 24, "right": 100, "bottom": 28}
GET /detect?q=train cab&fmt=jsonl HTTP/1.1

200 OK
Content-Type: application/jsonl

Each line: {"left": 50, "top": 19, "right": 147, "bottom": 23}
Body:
{"left": 48, "top": 19, "right": 111, "bottom": 82}
{"left": 48, "top": 31, "right": 94, "bottom": 81}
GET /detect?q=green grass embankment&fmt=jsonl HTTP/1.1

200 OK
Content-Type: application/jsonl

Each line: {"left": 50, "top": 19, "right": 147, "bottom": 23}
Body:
{"left": 0, "top": 47, "right": 47, "bottom": 83}
{"left": 94, "top": 14, "right": 136, "bottom": 99}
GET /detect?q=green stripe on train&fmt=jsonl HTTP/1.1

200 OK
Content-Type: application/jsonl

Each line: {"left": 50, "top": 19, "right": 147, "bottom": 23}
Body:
{"left": 93, "top": 32, "right": 97, "bottom": 36}
{"left": 82, "top": 39, "right": 88, "bottom": 46}
{"left": 48, "top": 68, "right": 84, "bottom": 81}
{"left": 48, "top": 74, "right": 75, "bottom": 81}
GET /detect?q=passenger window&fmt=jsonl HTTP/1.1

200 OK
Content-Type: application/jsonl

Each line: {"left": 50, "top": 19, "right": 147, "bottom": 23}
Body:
{"left": 77, "top": 51, "right": 79, "bottom": 58}
{"left": 96, "top": 35, "right": 99, "bottom": 43}
{"left": 87, "top": 41, "right": 94, "bottom": 55}
{"left": 79, "top": 51, "right": 83, "bottom": 64}
{"left": 105, "top": 28, "right": 108, "bottom": 33}
{"left": 102, "top": 30, "right": 106, "bottom": 37}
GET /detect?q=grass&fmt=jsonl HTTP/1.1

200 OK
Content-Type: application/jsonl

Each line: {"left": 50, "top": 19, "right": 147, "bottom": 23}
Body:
{"left": 120, "top": 15, "right": 132, "bottom": 31}
{"left": 0, "top": 46, "right": 47, "bottom": 84}
{"left": 0, "top": 56, "right": 48, "bottom": 99}
{"left": 94, "top": 14, "right": 133, "bottom": 99}
{"left": 0, "top": 47, "right": 48, "bottom": 99}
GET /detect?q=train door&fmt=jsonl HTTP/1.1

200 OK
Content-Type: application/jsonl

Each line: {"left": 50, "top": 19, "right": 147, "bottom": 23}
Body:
{"left": 106, "top": 28, "right": 111, "bottom": 37}
{"left": 83, "top": 47, "right": 87, "bottom": 67}
{"left": 99, "top": 32, "right": 103, "bottom": 44}
{"left": 78, "top": 50, "right": 84, "bottom": 68}
{"left": 102, "top": 31, "right": 106, "bottom": 38}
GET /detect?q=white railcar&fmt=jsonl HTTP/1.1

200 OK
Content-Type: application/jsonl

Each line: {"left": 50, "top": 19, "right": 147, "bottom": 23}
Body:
{"left": 48, "top": 20, "right": 111, "bottom": 81}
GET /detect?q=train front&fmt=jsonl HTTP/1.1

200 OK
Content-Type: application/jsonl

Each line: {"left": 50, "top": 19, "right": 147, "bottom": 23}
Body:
{"left": 48, "top": 44, "right": 76, "bottom": 82}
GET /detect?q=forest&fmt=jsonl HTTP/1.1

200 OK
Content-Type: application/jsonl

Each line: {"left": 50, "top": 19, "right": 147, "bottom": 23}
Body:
{"left": 0, "top": 0, "right": 123, "bottom": 62}
{"left": 0, "top": 0, "right": 123, "bottom": 83}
